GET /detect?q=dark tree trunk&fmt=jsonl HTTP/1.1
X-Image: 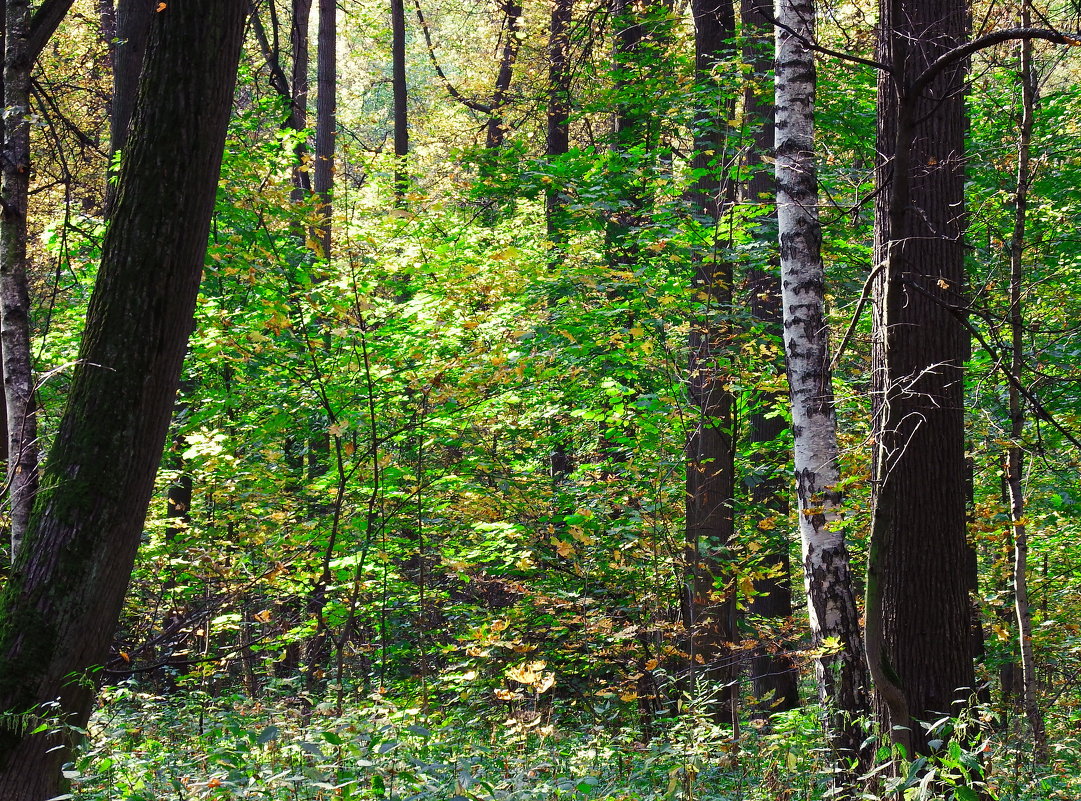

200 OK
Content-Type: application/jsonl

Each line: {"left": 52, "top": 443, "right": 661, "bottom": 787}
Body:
{"left": 314, "top": 0, "right": 336, "bottom": 257}
{"left": 684, "top": 0, "right": 738, "bottom": 727}
{"left": 391, "top": 0, "right": 408, "bottom": 202}
{"left": 741, "top": 0, "right": 799, "bottom": 720}
{"left": 109, "top": 0, "right": 154, "bottom": 155}
{"left": 485, "top": 0, "right": 523, "bottom": 149}
{"left": 545, "top": 0, "right": 571, "bottom": 241}
{"left": 0, "top": 2, "right": 245, "bottom": 796}
{"left": 866, "top": 0, "right": 974, "bottom": 756}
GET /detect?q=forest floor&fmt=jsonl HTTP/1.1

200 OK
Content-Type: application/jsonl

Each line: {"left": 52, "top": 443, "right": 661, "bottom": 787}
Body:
{"left": 67, "top": 681, "right": 1080, "bottom": 801}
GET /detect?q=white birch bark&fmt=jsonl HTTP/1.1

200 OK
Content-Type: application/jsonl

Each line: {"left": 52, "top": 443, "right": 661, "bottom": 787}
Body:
{"left": 775, "top": 0, "right": 869, "bottom": 768}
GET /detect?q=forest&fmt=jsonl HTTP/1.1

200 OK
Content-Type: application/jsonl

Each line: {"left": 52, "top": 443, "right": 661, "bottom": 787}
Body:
{"left": 0, "top": 0, "right": 1079, "bottom": 798}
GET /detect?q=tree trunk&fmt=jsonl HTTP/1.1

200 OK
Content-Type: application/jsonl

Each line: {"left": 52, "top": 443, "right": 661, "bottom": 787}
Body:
{"left": 775, "top": 0, "right": 870, "bottom": 773}
{"left": 545, "top": 0, "right": 571, "bottom": 241}
{"left": 684, "top": 0, "right": 737, "bottom": 727}
{"left": 391, "top": 0, "right": 408, "bottom": 202}
{"left": 109, "top": 0, "right": 154, "bottom": 155}
{"left": 314, "top": 0, "right": 336, "bottom": 257}
{"left": 742, "top": 0, "right": 799, "bottom": 719}
{"left": 485, "top": 0, "right": 523, "bottom": 149}
{"left": 1005, "top": 13, "right": 1046, "bottom": 759}
{"left": 2, "top": 0, "right": 76, "bottom": 561}
{"left": 0, "top": 2, "right": 245, "bottom": 796}
{"left": 866, "top": 0, "right": 974, "bottom": 756}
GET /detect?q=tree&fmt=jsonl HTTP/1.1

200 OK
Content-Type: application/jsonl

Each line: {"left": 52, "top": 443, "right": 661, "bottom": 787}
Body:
{"left": 865, "top": 0, "right": 975, "bottom": 755}
{"left": 774, "top": 0, "right": 870, "bottom": 772}
{"left": 314, "top": 0, "right": 335, "bottom": 257}
{"left": 0, "top": 1, "right": 246, "bottom": 796}
{"left": 742, "top": 0, "right": 799, "bottom": 718}
{"left": 2, "top": 0, "right": 76, "bottom": 560}
{"left": 684, "top": 0, "right": 738, "bottom": 725}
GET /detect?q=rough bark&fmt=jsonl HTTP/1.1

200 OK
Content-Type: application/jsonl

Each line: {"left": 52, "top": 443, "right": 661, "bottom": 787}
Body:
{"left": 867, "top": 0, "right": 974, "bottom": 756}
{"left": 0, "top": 2, "right": 245, "bottom": 796}
{"left": 742, "top": 0, "right": 799, "bottom": 719}
{"left": 775, "top": 0, "right": 870, "bottom": 771}
{"left": 684, "top": 0, "right": 738, "bottom": 726}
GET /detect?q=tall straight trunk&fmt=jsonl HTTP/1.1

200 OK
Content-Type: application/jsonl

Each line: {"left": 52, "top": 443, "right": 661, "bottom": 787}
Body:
{"left": 1006, "top": 14, "right": 1046, "bottom": 759}
{"left": 684, "top": 0, "right": 737, "bottom": 726}
{"left": 291, "top": 0, "right": 313, "bottom": 198}
{"left": 485, "top": 0, "right": 523, "bottom": 149}
{"left": 314, "top": 0, "right": 336, "bottom": 258}
{"left": 545, "top": 0, "right": 571, "bottom": 241}
{"left": 2, "top": 0, "right": 75, "bottom": 561}
{"left": 390, "top": 0, "right": 408, "bottom": 202}
{"left": 866, "top": 0, "right": 973, "bottom": 757}
{"left": 0, "top": 2, "right": 245, "bottom": 796}
{"left": 775, "top": 0, "right": 870, "bottom": 773}
{"left": 109, "top": 0, "right": 154, "bottom": 155}
{"left": 741, "top": 0, "right": 798, "bottom": 719}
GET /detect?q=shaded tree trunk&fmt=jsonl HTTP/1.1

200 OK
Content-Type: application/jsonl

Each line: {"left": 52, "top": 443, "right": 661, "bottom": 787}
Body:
{"left": 774, "top": 0, "right": 870, "bottom": 775}
{"left": 391, "top": 0, "right": 408, "bottom": 202}
{"left": 0, "top": 2, "right": 246, "bottom": 796}
{"left": 485, "top": 0, "right": 523, "bottom": 149}
{"left": 313, "top": 0, "right": 336, "bottom": 257}
{"left": 684, "top": 0, "right": 738, "bottom": 727}
{"left": 866, "top": 0, "right": 974, "bottom": 757}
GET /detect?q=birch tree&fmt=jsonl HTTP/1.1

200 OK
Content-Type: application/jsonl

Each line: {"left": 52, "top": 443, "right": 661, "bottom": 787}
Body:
{"left": 774, "top": 0, "right": 870, "bottom": 770}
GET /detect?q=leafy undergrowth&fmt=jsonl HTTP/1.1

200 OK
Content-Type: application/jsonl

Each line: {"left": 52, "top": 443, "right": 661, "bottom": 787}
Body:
{"left": 72, "top": 683, "right": 1081, "bottom": 801}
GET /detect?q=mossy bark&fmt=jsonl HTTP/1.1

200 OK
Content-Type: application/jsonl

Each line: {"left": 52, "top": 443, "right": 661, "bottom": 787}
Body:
{"left": 0, "top": 2, "right": 245, "bottom": 796}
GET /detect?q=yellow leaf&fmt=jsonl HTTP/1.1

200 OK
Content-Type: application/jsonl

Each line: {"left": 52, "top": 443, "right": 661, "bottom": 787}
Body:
{"left": 553, "top": 539, "right": 575, "bottom": 558}
{"left": 620, "top": 691, "right": 638, "bottom": 702}
{"left": 156, "top": 2, "right": 167, "bottom": 10}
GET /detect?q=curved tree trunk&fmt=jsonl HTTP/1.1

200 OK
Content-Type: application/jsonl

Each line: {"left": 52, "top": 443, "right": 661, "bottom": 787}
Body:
{"left": 0, "top": 2, "right": 245, "bottom": 796}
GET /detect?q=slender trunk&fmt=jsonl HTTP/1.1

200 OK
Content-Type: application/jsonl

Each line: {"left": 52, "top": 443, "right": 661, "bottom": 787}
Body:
{"left": 742, "top": 0, "right": 798, "bottom": 719}
{"left": 391, "top": 0, "right": 408, "bottom": 202}
{"left": 0, "top": 3, "right": 245, "bottom": 796}
{"left": 867, "top": 0, "right": 973, "bottom": 756}
{"left": 314, "top": 0, "right": 336, "bottom": 258}
{"left": 2, "top": 0, "right": 37, "bottom": 562}
{"left": 546, "top": 0, "right": 571, "bottom": 242}
{"left": 775, "top": 0, "right": 870, "bottom": 773}
{"left": 485, "top": 0, "right": 523, "bottom": 148}
{"left": 684, "top": 0, "right": 737, "bottom": 727}
{"left": 1006, "top": 14, "right": 1046, "bottom": 759}
{"left": 291, "top": 0, "right": 313, "bottom": 198}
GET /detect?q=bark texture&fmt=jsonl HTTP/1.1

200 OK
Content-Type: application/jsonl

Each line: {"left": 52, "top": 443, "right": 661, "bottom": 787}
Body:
{"left": 391, "top": 0, "right": 408, "bottom": 200}
{"left": 775, "top": 0, "right": 870, "bottom": 770}
{"left": 684, "top": 0, "right": 738, "bottom": 725}
{"left": 742, "top": 0, "right": 799, "bottom": 718}
{"left": 866, "top": 0, "right": 974, "bottom": 755}
{"left": 0, "top": 2, "right": 245, "bottom": 796}
{"left": 2, "top": 0, "right": 76, "bottom": 560}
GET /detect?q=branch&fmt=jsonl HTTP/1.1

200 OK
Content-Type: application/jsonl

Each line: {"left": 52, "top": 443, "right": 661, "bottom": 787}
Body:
{"left": 758, "top": 9, "right": 892, "bottom": 74}
{"left": 901, "top": 278, "right": 1081, "bottom": 451}
{"left": 27, "top": 0, "right": 76, "bottom": 62}
{"left": 412, "top": 0, "right": 493, "bottom": 113}
{"left": 910, "top": 28, "right": 1081, "bottom": 97}
{"left": 248, "top": 0, "right": 292, "bottom": 101}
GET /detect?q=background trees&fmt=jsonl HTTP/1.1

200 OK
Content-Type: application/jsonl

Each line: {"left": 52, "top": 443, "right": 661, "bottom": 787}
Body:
{"left": 2, "top": 0, "right": 1081, "bottom": 798}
